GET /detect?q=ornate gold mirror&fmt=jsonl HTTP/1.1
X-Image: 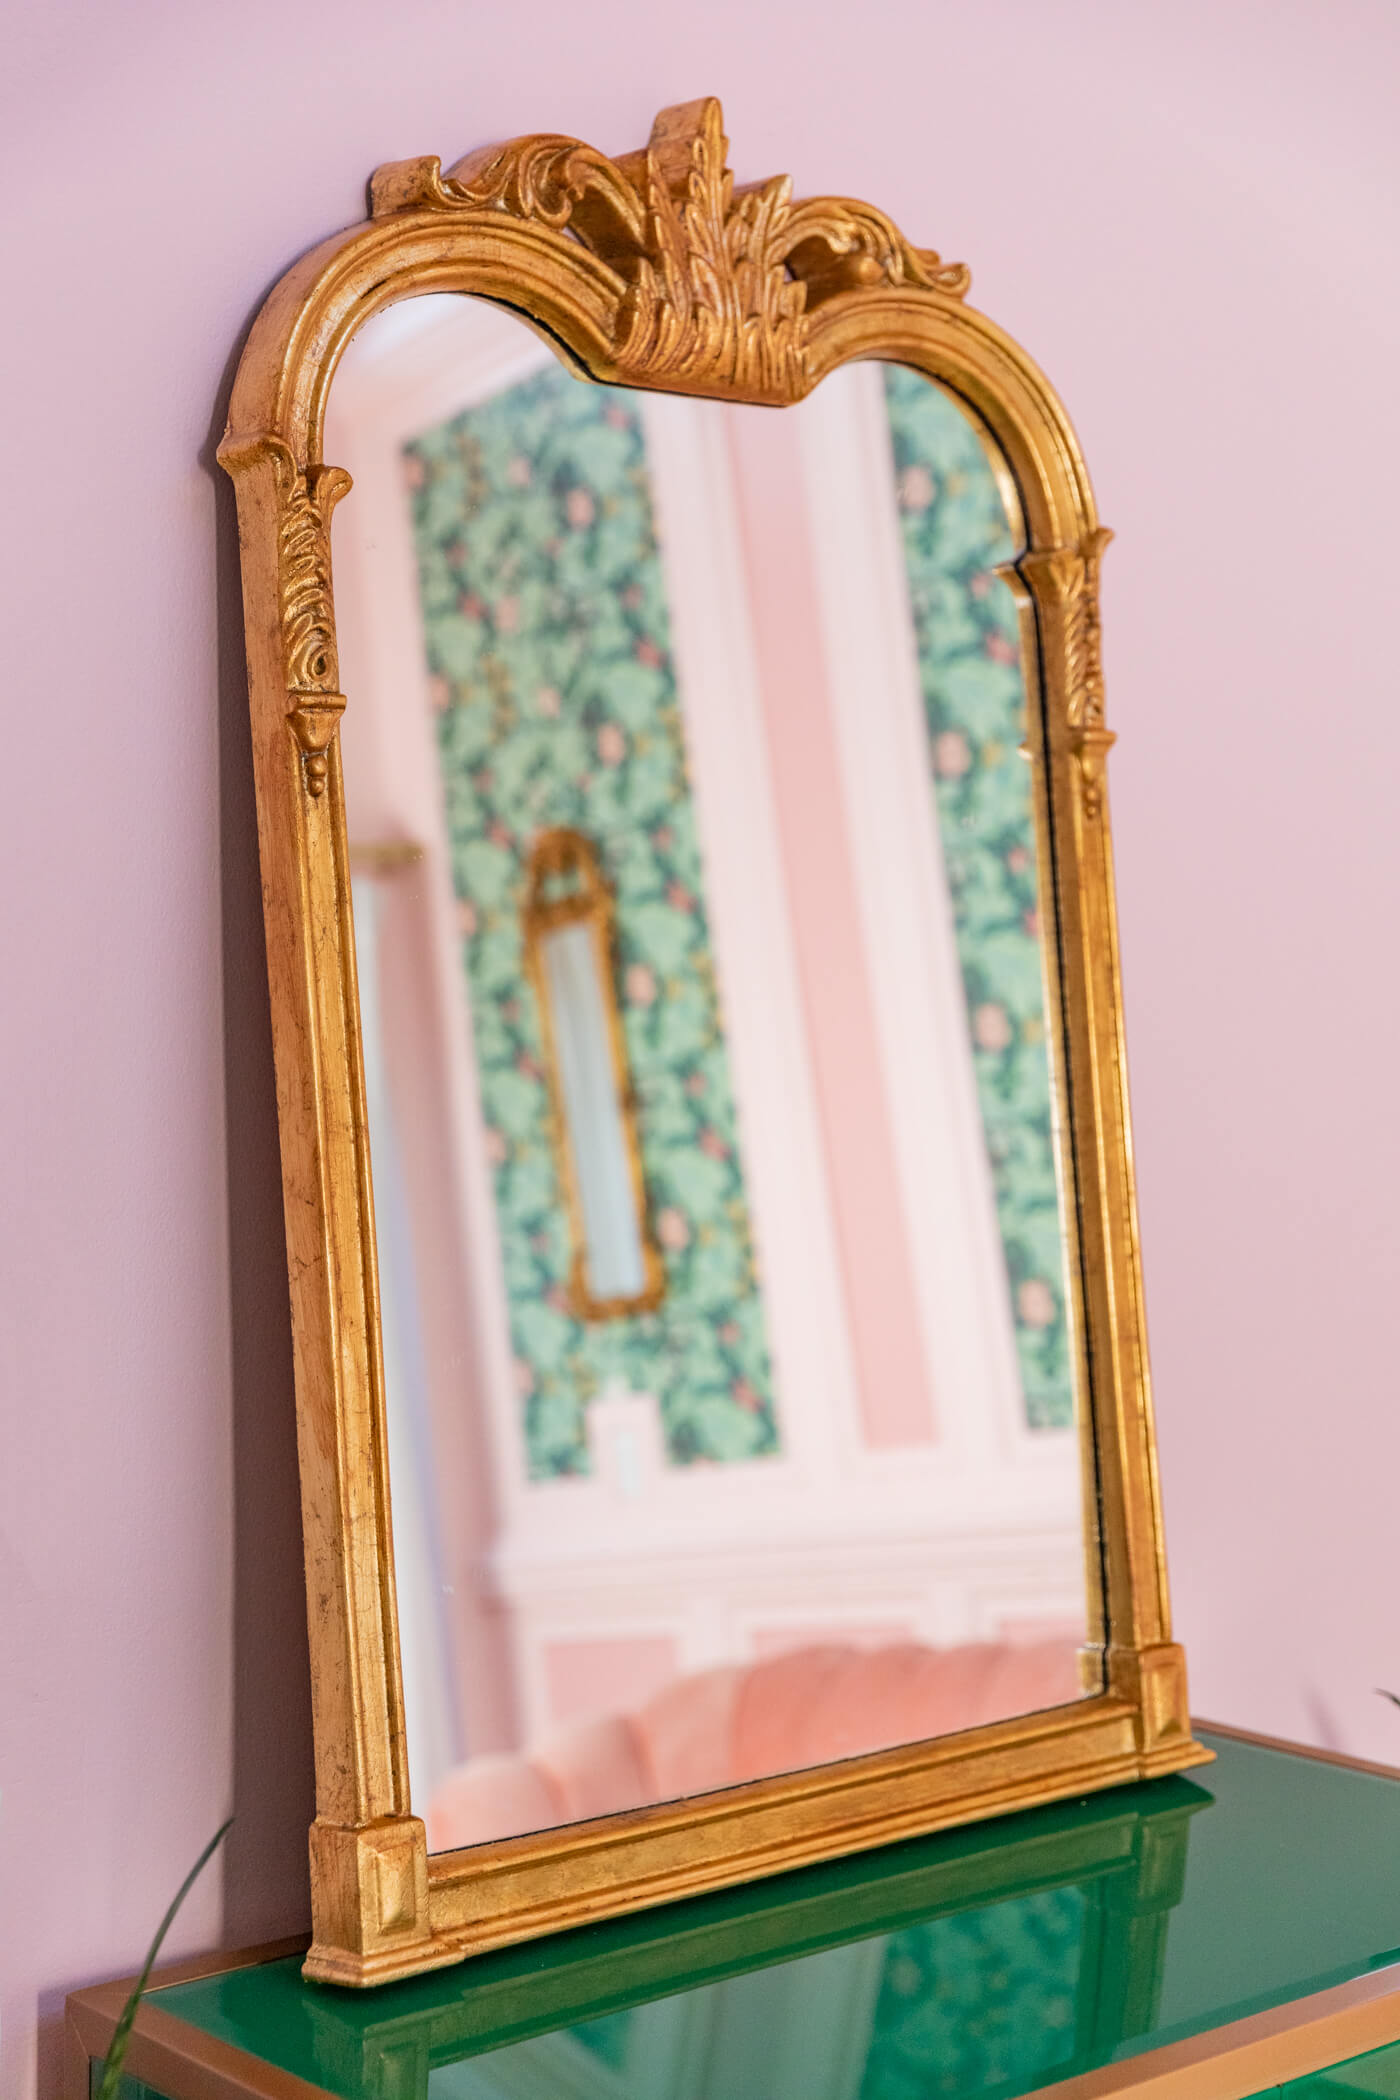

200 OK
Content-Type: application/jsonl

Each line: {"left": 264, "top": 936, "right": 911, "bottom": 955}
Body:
{"left": 220, "top": 97, "right": 1207, "bottom": 1989}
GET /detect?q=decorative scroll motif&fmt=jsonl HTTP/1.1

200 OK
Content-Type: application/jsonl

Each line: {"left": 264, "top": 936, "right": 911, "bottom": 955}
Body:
{"left": 287, "top": 691, "right": 347, "bottom": 798}
{"left": 1023, "top": 530, "right": 1115, "bottom": 819}
{"left": 369, "top": 99, "right": 969, "bottom": 402}
{"left": 1066, "top": 527, "right": 1114, "bottom": 819}
{"left": 271, "top": 442, "right": 352, "bottom": 797}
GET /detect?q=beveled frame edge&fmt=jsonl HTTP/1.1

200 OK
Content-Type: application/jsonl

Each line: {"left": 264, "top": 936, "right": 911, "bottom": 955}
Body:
{"left": 521, "top": 827, "right": 667, "bottom": 1323}
{"left": 62, "top": 1828, "right": 1400, "bottom": 2100}
{"left": 63, "top": 1940, "right": 321, "bottom": 2100}
{"left": 216, "top": 93, "right": 1206, "bottom": 1989}
{"left": 62, "top": 1958, "right": 1400, "bottom": 2100}
{"left": 64, "top": 1972, "right": 1400, "bottom": 2100}
{"left": 63, "top": 1961, "right": 1400, "bottom": 2100}
{"left": 1195, "top": 1717, "right": 1400, "bottom": 1782}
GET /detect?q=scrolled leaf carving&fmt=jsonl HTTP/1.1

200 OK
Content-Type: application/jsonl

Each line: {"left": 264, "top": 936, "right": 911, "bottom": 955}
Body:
{"left": 1073, "top": 527, "right": 1112, "bottom": 741}
{"left": 272, "top": 446, "right": 352, "bottom": 695}
{"left": 214, "top": 436, "right": 352, "bottom": 798}
{"left": 616, "top": 103, "right": 809, "bottom": 395}
{"left": 369, "top": 97, "right": 969, "bottom": 402}
{"left": 453, "top": 135, "right": 649, "bottom": 254}
{"left": 1022, "top": 529, "right": 1115, "bottom": 819}
{"left": 783, "top": 196, "right": 971, "bottom": 303}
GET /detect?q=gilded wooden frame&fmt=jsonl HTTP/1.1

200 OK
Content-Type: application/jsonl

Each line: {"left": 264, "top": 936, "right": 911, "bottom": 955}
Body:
{"left": 218, "top": 95, "right": 1208, "bottom": 1988}
{"left": 521, "top": 827, "right": 666, "bottom": 1322}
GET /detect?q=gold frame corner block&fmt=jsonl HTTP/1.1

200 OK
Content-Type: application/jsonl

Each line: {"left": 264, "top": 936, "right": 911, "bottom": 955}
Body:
{"left": 217, "top": 94, "right": 1208, "bottom": 1988}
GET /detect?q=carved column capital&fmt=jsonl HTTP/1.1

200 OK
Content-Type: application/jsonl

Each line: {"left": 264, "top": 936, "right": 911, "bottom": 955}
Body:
{"left": 288, "top": 693, "right": 348, "bottom": 797}
{"left": 1021, "top": 529, "right": 1115, "bottom": 818}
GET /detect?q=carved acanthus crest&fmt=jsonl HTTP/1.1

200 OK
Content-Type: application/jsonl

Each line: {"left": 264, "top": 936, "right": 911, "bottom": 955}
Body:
{"left": 1022, "top": 529, "right": 1115, "bottom": 818}
{"left": 370, "top": 98, "right": 969, "bottom": 402}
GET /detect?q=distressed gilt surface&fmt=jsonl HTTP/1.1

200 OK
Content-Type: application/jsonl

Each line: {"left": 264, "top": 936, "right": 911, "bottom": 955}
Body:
{"left": 218, "top": 96, "right": 1207, "bottom": 1987}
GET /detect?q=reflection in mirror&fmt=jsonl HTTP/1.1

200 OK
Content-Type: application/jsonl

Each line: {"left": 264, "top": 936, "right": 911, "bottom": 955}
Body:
{"left": 523, "top": 828, "right": 664, "bottom": 1318}
{"left": 328, "top": 293, "right": 1090, "bottom": 1853}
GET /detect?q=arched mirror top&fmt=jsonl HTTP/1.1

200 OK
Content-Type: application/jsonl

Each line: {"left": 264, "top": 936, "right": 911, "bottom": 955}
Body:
{"left": 221, "top": 97, "right": 1093, "bottom": 554}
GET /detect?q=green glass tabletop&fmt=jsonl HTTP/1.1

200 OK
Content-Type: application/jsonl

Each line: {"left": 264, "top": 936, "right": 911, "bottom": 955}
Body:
{"left": 1283, "top": 2034, "right": 1400, "bottom": 2100}
{"left": 148, "top": 1733, "right": 1400, "bottom": 2100}
{"left": 1284, "top": 2032, "right": 1400, "bottom": 2100}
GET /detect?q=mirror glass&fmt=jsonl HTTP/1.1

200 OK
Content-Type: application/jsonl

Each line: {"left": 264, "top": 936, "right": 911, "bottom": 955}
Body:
{"left": 327, "top": 294, "right": 1091, "bottom": 1852}
{"left": 538, "top": 910, "right": 648, "bottom": 1303}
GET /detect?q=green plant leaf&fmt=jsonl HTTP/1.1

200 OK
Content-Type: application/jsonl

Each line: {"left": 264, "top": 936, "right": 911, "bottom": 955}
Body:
{"left": 94, "top": 1818, "right": 232, "bottom": 2100}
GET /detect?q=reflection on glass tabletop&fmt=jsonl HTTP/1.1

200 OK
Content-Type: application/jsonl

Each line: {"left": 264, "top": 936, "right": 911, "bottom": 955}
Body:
{"left": 146, "top": 1734, "right": 1400, "bottom": 2100}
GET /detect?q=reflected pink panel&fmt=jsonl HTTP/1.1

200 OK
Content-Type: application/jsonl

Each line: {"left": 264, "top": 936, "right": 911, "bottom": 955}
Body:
{"left": 543, "top": 1635, "right": 680, "bottom": 1730}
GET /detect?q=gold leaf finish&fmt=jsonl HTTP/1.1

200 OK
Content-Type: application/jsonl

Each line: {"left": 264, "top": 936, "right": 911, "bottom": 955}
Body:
{"left": 616, "top": 102, "right": 808, "bottom": 396}
{"left": 1022, "top": 528, "right": 1116, "bottom": 819}
{"left": 217, "top": 97, "right": 1205, "bottom": 1990}
{"left": 368, "top": 99, "right": 968, "bottom": 403}
{"left": 276, "top": 450, "right": 351, "bottom": 796}
{"left": 219, "top": 435, "right": 354, "bottom": 797}
{"left": 274, "top": 450, "right": 351, "bottom": 692}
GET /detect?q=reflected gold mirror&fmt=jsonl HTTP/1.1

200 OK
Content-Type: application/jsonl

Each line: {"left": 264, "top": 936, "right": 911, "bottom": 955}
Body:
{"left": 219, "top": 97, "right": 1208, "bottom": 1988}
{"left": 521, "top": 827, "right": 665, "bottom": 1321}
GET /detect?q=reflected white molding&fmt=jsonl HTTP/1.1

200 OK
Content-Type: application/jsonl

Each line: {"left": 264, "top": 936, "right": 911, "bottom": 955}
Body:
{"left": 793, "top": 361, "right": 1059, "bottom": 1468}
{"left": 328, "top": 297, "right": 550, "bottom": 1792}
{"left": 351, "top": 879, "right": 465, "bottom": 1815}
{"left": 636, "top": 386, "right": 866, "bottom": 1480}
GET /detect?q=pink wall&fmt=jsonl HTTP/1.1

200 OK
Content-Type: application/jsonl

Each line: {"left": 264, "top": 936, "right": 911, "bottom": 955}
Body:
{"left": 2, "top": 3, "right": 1397, "bottom": 2093}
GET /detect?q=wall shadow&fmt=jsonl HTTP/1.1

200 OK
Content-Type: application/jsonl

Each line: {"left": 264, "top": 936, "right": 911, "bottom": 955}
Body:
{"left": 207, "top": 332, "right": 316, "bottom": 1951}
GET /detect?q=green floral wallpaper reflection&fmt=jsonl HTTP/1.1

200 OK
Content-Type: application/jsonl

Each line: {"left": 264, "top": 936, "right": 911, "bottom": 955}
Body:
{"left": 551, "top": 1885, "right": 1086, "bottom": 2100}
{"left": 858, "top": 1885, "right": 1086, "bottom": 2100}
{"left": 403, "top": 358, "right": 1070, "bottom": 1472}
{"left": 884, "top": 369, "right": 1072, "bottom": 1430}
{"left": 404, "top": 367, "right": 778, "bottom": 1478}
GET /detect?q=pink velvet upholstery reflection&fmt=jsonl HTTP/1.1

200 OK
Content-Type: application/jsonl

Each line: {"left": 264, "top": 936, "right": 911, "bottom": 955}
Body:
{"left": 428, "top": 1752, "right": 567, "bottom": 1847}
{"left": 426, "top": 1638, "right": 1081, "bottom": 1850}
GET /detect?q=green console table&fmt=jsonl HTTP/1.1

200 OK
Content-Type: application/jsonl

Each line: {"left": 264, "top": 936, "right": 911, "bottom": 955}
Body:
{"left": 65, "top": 1729, "right": 1400, "bottom": 2100}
